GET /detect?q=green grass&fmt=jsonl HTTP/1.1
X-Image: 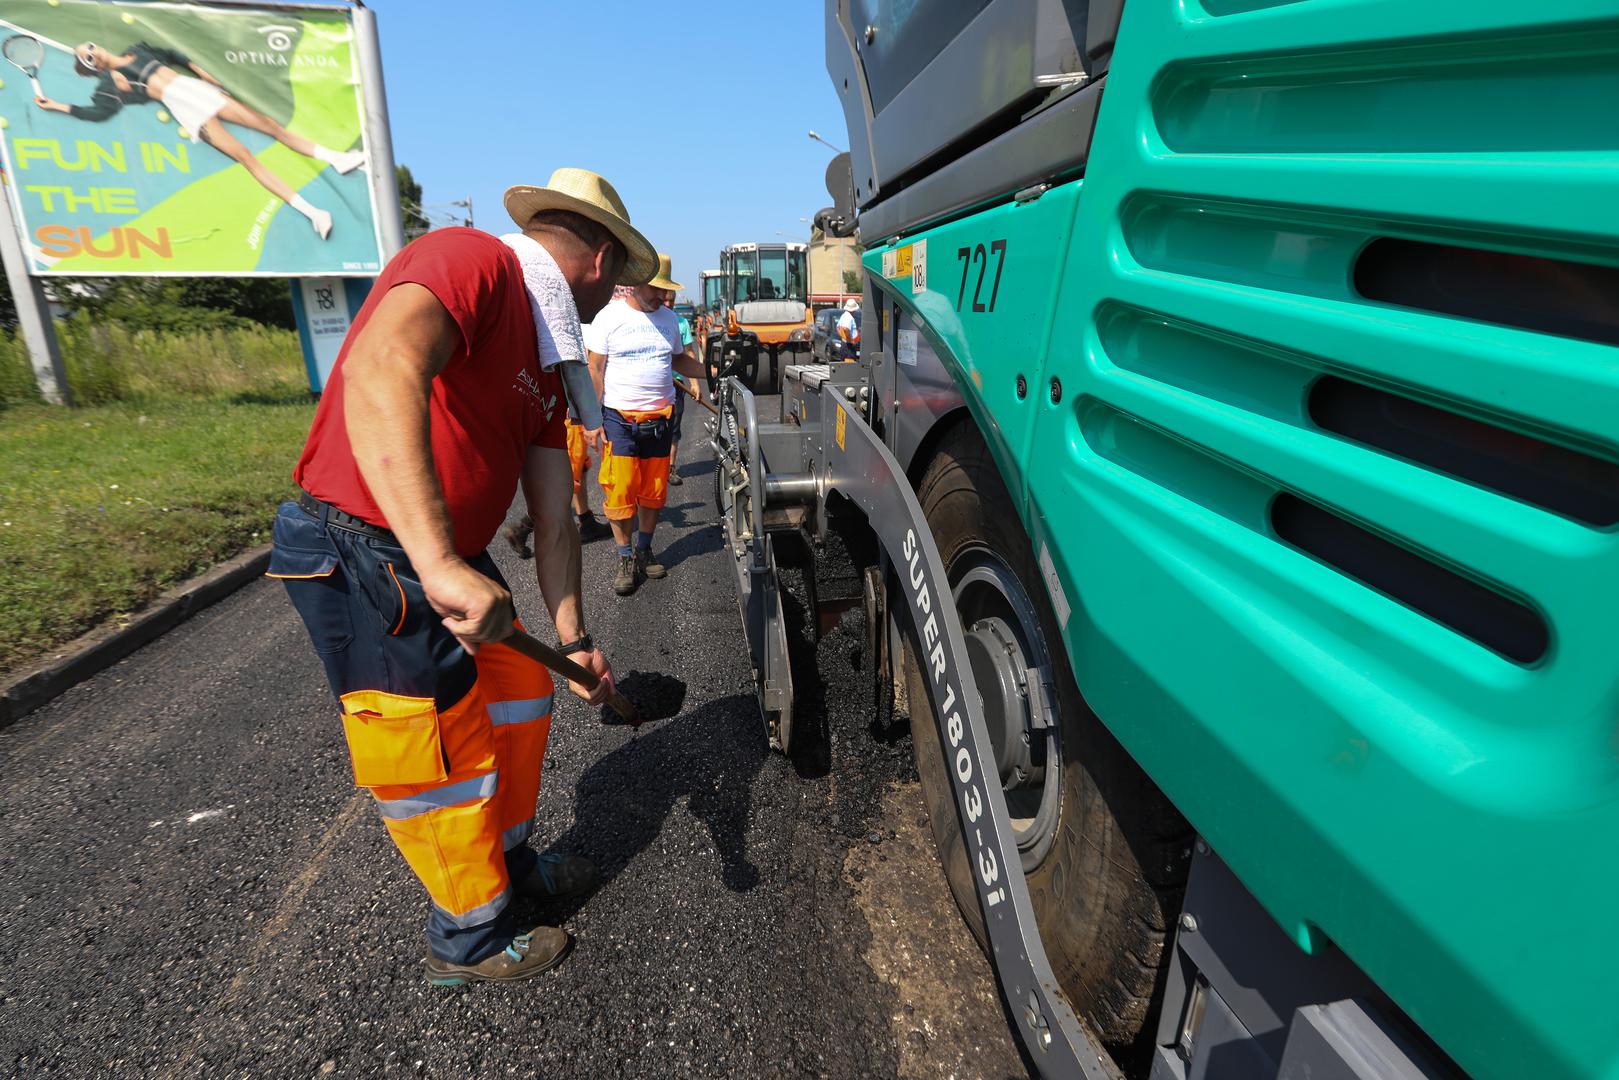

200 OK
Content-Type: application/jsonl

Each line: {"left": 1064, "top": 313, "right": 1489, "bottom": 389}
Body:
{"left": 0, "top": 324, "right": 315, "bottom": 676}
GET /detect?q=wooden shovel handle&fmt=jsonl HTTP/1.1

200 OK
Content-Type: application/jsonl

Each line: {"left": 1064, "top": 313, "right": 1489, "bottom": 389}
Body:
{"left": 502, "top": 628, "right": 643, "bottom": 724}
{"left": 675, "top": 376, "right": 718, "bottom": 415}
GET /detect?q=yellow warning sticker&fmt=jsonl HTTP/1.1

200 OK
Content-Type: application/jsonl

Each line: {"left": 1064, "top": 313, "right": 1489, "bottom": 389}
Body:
{"left": 835, "top": 406, "right": 847, "bottom": 452}
{"left": 895, "top": 245, "right": 913, "bottom": 278}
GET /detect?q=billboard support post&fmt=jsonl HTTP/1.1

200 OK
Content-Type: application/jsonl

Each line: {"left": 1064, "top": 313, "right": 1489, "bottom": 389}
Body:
{"left": 353, "top": 2, "right": 404, "bottom": 262}
{"left": 0, "top": 178, "right": 70, "bottom": 406}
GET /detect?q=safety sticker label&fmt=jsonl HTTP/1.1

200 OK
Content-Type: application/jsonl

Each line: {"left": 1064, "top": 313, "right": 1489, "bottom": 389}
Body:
{"left": 897, "top": 328, "right": 918, "bottom": 367}
{"left": 835, "top": 406, "right": 847, "bottom": 451}
{"left": 881, "top": 249, "right": 897, "bottom": 278}
{"left": 895, "top": 245, "right": 913, "bottom": 280}
{"left": 911, "top": 239, "right": 927, "bottom": 292}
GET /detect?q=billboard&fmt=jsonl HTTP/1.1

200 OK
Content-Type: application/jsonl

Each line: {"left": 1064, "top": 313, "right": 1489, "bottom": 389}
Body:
{"left": 0, "top": 0, "right": 382, "bottom": 276}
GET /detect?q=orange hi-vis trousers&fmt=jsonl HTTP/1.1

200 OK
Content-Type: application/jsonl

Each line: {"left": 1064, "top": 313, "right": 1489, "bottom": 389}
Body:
{"left": 599, "top": 405, "right": 674, "bottom": 521}
{"left": 270, "top": 499, "right": 554, "bottom": 964}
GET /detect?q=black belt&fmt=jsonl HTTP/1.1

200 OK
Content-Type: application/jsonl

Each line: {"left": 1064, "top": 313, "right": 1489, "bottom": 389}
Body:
{"left": 298, "top": 490, "right": 398, "bottom": 544}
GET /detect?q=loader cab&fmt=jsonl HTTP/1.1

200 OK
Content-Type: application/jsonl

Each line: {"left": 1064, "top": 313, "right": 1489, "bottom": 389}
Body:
{"left": 721, "top": 243, "right": 808, "bottom": 307}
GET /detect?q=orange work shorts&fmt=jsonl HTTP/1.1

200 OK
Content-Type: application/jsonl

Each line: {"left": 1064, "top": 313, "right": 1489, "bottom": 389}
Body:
{"left": 599, "top": 405, "right": 673, "bottom": 521}
{"left": 565, "top": 419, "right": 592, "bottom": 493}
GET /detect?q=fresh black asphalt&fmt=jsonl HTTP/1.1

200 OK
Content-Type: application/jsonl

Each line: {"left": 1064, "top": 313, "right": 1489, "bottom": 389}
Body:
{"left": 0, "top": 408, "right": 1025, "bottom": 1079}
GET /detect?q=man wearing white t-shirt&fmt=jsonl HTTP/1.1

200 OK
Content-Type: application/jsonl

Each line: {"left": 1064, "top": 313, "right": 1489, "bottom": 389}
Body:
{"left": 584, "top": 253, "right": 706, "bottom": 595}
{"left": 836, "top": 297, "right": 861, "bottom": 361}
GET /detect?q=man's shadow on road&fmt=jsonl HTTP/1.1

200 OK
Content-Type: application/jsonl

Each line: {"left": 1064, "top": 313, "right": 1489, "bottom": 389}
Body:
{"left": 653, "top": 498, "right": 706, "bottom": 531}
{"left": 532, "top": 693, "right": 768, "bottom": 922}
{"left": 651, "top": 510, "right": 722, "bottom": 571}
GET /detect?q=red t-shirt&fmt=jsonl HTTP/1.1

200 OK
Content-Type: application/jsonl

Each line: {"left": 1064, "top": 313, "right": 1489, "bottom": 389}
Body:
{"left": 294, "top": 228, "right": 566, "bottom": 557}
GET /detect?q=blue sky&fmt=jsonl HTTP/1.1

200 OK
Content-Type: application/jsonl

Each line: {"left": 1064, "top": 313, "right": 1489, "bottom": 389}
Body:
{"left": 378, "top": 0, "right": 850, "bottom": 302}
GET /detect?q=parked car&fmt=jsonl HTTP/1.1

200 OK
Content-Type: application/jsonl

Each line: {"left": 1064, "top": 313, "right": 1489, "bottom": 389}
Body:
{"left": 809, "top": 307, "right": 851, "bottom": 363}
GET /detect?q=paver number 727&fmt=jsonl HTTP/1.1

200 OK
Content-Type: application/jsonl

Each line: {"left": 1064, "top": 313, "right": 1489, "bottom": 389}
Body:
{"left": 956, "top": 240, "right": 1006, "bottom": 314}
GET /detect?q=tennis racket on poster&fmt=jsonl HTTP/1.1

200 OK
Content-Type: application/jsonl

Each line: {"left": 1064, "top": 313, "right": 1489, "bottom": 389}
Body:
{"left": 3, "top": 33, "right": 46, "bottom": 99}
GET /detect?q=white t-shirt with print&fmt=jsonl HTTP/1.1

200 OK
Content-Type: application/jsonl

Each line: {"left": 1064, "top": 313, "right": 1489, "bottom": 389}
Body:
{"left": 584, "top": 299, "right": 685, "bottom": 411}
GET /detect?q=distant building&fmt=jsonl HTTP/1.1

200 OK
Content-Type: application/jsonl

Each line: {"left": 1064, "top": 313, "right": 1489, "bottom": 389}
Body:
{"left": 808, "top": 227, "right": 861, "bottom": 308}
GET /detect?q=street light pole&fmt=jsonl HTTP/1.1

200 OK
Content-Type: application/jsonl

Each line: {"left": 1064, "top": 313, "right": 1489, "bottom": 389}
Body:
{"left": 807, "top": 130, "right": 846, "bottom": 154}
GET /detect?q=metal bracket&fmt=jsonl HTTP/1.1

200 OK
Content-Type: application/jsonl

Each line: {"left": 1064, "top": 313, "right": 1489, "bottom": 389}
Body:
{"left": 714, "top": 377, "right": 795, "bottom": 752}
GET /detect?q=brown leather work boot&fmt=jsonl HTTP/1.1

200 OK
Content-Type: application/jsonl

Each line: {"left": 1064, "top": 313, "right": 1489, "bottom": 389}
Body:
{"left": 423, "top": 927, "right": 572, "bottom": 986}
{"left": 613, "top": 553, "right": 639, "bottom": 595}
{"left": 513, "top": 853, "right": 600, "bottom": 901}
{"left": 576, "top": 512, "right": 612, "bottom": 542}
{"left": 635, "top": 547, "right": 666, "bottom": 580}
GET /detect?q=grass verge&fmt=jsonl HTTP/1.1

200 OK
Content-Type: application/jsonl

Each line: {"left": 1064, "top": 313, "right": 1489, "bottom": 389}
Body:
{"left": 0, "top": 326, "right": 314, "bottom": 677}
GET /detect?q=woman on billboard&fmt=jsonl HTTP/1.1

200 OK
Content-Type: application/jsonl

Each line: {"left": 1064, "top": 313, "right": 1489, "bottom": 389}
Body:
{"left": 33, "top": 40, "right": 364, "bottom": 240}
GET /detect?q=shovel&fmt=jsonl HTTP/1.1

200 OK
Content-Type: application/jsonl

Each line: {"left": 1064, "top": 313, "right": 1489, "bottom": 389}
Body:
{"left": 674, "top": 375, "right": 718, "bottom": 416}
{"left": 502, "top": 628, "right": 644, "bottom": 727}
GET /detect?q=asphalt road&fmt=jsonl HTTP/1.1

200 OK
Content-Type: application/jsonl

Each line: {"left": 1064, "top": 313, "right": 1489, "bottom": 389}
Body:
{"left": 0, "top": 408, "right": 1025, "bottom": 1079}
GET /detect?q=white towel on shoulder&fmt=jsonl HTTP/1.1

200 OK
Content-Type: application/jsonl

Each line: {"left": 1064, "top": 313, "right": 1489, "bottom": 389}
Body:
{"left": 500, "top": 232, "right": 601, "bottom": 429}
{"left": 500, "top": 232, "right": 584, "bottom": 370}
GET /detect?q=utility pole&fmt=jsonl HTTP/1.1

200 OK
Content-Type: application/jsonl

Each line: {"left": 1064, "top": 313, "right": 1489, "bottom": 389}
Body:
{"left": 0, "top": 172, "right": 70, "bottom": 405}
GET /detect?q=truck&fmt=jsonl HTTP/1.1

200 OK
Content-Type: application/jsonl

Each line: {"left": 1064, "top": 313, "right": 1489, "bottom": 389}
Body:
{"left": 708, "top": 2, "right": 1619, "bottom": 1078}
{"left": 703, "top": 241, "right": 813, "bottom": 389}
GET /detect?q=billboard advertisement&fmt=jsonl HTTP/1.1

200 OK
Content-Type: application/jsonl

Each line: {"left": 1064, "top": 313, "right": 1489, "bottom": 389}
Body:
{"left": 0, "top": 0, "right": 382, "bottom": 276}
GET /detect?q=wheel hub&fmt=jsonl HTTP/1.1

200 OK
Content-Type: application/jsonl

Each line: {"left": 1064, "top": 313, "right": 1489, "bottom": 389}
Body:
{"left": 951, "top": 556, "right": 1063, "bottom": 869}
{"left": 963, "top": 617, "right": 1041, "bottom": 789}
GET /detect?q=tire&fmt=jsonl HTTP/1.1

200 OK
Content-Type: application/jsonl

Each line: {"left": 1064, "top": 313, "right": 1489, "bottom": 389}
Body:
{"left": 705, "top": 341, "right": 726, "bottom": 387}
{"left": 903, "top": 422, "right": 1192, "bottom": 1061}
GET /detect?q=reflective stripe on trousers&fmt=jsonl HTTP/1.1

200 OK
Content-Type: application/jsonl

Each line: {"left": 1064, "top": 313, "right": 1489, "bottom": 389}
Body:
{"left": 273, "top": 500, "right": 556, "bottom": 963}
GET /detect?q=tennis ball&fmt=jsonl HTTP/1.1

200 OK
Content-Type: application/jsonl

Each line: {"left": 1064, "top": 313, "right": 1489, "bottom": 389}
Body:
{"left": 122, "top": 11, "right": 136, "bottom": 23}
{"left": 0, "top": 117, "right": 8, "bottom": 130}
{"left": 176, "top": 128, "right": 190, "bottom": 140}
{"left": 0, "top": 79, "right": 6, "bottom": 91}
{"left": 156, "top": 109, "right": 170, "bottom": 123}
{"left": 48, "top": 0, "right": 60, "bottom": 6}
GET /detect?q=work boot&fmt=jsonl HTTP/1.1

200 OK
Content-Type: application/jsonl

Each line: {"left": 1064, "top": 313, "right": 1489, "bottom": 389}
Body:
{"left": 636, "top": 548, "right": 666, "bottom": 580}
{"left": 513, "top": 853, "right": 600, "bottom": 901}
{"left": 423, "top": 927, "right": 572, "bottom": 986}
{"left": 502, "top": 514, "right": 535, "bottom": 560}
{"left": 667, "top": 468, "right": 683, "bottom": 487}
{"left": 576, "top": 512, "right": 611, "bottom": 542}
{"left": 613, "top": 553, "right": 639, "bottom": 596}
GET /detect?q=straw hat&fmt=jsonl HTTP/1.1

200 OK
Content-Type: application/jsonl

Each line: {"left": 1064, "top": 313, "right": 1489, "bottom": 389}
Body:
{"left": 646, "top": 253, "right": 683, "bottom": 292}
{"left": 843, "top": 297, "right": 860, "bottom": 311}
{"left": 503, "top": 168, "right": 656, "bottom": 285}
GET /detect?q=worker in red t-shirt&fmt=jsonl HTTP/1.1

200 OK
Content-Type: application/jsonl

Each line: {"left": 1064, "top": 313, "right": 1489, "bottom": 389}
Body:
{"left": 271, "top": 169, "right": 658, "bottom": 985}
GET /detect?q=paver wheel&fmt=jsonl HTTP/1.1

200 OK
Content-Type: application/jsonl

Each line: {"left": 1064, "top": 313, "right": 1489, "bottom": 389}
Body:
{"left": 902, "top": 422, "right": 1193, "bottom": 1063}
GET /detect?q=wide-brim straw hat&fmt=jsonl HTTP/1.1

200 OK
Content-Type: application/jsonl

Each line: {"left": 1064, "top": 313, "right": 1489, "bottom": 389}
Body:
{"left": 503, "top": 168, "right": 656, "bottom": 285}
{"left": 646, "top": 253, "right": 682, "bottom": 292}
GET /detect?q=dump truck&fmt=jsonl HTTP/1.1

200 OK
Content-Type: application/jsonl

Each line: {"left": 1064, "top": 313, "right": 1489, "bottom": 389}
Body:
{"left": 709, "top": 2, "right": 1619, "bottom": 1078}
{"left": 704, "top": 241, "right": 812, "bottom": 389}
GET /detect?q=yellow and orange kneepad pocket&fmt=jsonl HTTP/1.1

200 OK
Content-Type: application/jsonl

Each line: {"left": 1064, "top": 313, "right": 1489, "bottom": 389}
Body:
{"left": 338, "top": 689, "right": 448, "bottom": 788}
